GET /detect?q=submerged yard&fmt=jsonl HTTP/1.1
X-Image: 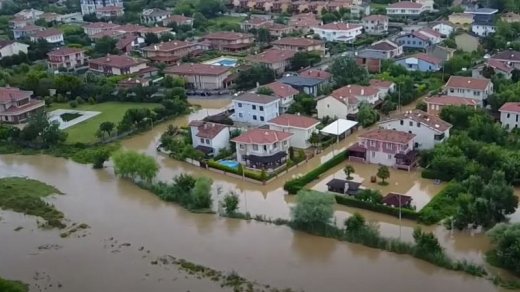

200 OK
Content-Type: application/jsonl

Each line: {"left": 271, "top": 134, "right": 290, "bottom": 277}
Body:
{"left": 48, "top": 102, "right": 160, "bottom": 144}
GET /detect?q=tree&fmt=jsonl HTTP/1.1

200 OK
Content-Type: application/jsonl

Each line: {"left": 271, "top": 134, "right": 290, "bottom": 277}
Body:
{"left": 112, "top": 150, "right": 159, "bottom": 182}
{"left": 344, "top": 213, "right": 366, "bottom": 233}
{"left": 308, "top": 132, "right": 321, "bottom": 148}
{"left": 286, "top": 93, "right": 316, "bottom": 116}
{"left": 291, "top": 190, "right": 335, "bottom": 230}
{"left": 222, "top": 192, "right": 240, "bottom": 215}
{"left": 255, "top": 28, "right": 271, "bottom": 43}
{"left": 357, "top": 102, "right": 379, "bottom": 127}
{"left": 92, "top": 149, "right": 110, "bottom": 169}
{"left": 99, "top": 121, "right": 115, "bottom": 138}
{"left": 192, "top": 12, "right": 208, "bottom": 29}
{"left": 290, "top": 51, "right": 322, "bottom": 70}
{"left": 234, "top": 65, "right": 275, "bottom": 90}
{"left": 196, "top": 0, "right": 224, "bottom": 18}
{"left": 413, "top": 227, "right": 443, "bottom": 256}
{"left": 487, "top": 223, "right": 520, "bottom": 274}
{"left": 380, "top": 100, "right": 396, "bottom": 115}
{"left": 329, "top": 57, "right": 369, "bottom": 87}
{"left": 256, "top": 86, "right": 273, "bottom": 95}
{"left": 344, "top": 164, "right": 355, "bottom": 179}
{"left": 93, "top": 36, "right": 118, "bottom": 56}
{"left": 191, "top": 177, "right": 213, "bottom": 209}
{"left": 28, "top": 39, "right": 51, "bottom": 61}
{"left": 376, "top": 166, "right": 390, "bottom": 185}
{"left": 144, "top": 32, "right": 160, "bottom": 45}
{"left": 356, "top": 189, "right": 383, "bottom": 204}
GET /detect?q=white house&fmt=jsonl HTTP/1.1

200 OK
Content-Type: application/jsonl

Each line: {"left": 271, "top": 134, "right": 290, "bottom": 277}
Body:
{"left": 233, "top": 93, "right": 280, "bottom": 125}
{"left": 466, "top": 8, "right": 498, "bottom": 37}
{"left": 188, "top": 120, "right": 230, "bottom": 156}
{"left": 0, "top": 40, "right": 29, "bottom": 58}
{"left": 386, "top": 1, "right": 428, "bottom": 18}
{"left": 369, "top": 79, "right": 396, "bottom": 97}
{"left": 444, "top": 76, "right": 493, "bottom": 105}
{"left": 231, "top": 128, "right": 293, "bottom": 170}
{"left": 263, "top": 81, "right": 299, "bottom": 113}
{"left": 141, "top": 8, "right": 171, "bottom": 25}
{"left": 362, "top": 15, "right": 389, "bottom": 35}
{"left": 29, "top": 28, "right": 64, "bottom": 45}
{"left": 432, "top": 22, "right": 455, "bottom": 37}
{"left": 378, "top": 110, "right": 452, "bottom": 150}
{"left": 317, "top": 84, "right": 381, "bottom": 119}
{"left": 267, "top": 114, "right": 320, "bottom": 149}
{"left": 499, "top": 102, "right": 520, "bottom": 130}
{"left": 311, "top": 23, "right": 363, "bottom": 42}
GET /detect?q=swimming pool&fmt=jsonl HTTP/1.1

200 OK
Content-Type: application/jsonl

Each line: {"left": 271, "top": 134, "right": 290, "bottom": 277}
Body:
{"left": 218, "top": 160, "right": 240, "bottom": 169}
{"left": 203, "top": 56, "right": 238, "bottom": 68}
{"left": 215, "top": 59, "right": 237, "bottom": 67}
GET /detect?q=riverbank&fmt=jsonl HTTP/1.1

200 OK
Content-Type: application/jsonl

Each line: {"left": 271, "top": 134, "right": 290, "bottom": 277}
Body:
{"left": 0, "top": 277, "right": 28, "bottom": 292}
{"left": 0, "top": 177, "right": 65, "bottom": 228}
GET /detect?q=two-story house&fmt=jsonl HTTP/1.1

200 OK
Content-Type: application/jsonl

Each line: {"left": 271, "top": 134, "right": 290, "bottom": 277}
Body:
{"left": 95, "top": 5, "right": 124, "bottom": 19}
{"left": 89, "top": 54, "right": 148, "bottom": 75}
{"left": 444, "top": 76, "right": 493, "bottom": 106}
{"left": 141, "top": 8, "right": 171, "bottom": 25}
{"left": 189, "top": 120, "right": 230, "bottom": 156}
{"left": 362, "top": 15, "right": 389, "bottom": 35}
{"left": 396, "top": 53, "right": 442, "bottom": 72}
{"left": 246, "top": 48, "right": 295, "bottom": 74}
{"left": 317, "top": 84, "right": 380, "bottom": 119}
{"left": 395, "top": 28, "right": 441, "bottom": 51}
{"left": 267, "top": 114, "right": 320, "bottom": 149}
{"left": 233, "top": 93, "right": 279, "bottom": 125}
{"left": 271, "top": 37, "right": 325, "bottom": 56}
{"left": 499, "top": 102, "right": 520, "bottom": 130}
{"left": 13, "top": 25, "right": 45, "bottom": 40}
{"left": 0, "top": 87, "right": 44, "bottom": 124}
{"left": 164, "top": 63, "right": 232, "bottom": 90}
{"left": 449, "top": 13, "right": 474, "bottom": 26}
{"left": 263, "top": 81, "right": 299, "bottom": 112}
{"left": 163, "top": 15, "right": 193, "bottom": 27}
{"left": 432, "top": 22, "right": 455, "bottom": 37}
{"left": 378, "top": 110, "right": 452, "bottom": 150}
{"left": 80, "top": 0, "right": 123, "bottom": 16}
{"left": 489, "top": 50, "right": 520, "bottom": 70}
{"left": 279, "top": 75, "right": 324, "bottom": 97}
{"left": 29, "top": 28, "right": 64, "bottom": 45}
{"left": 0, "top": 41, "right": 29, "bottom": 59}
{"left": 241, "top": 17, "right": 273, "bottom": 31}
{"left": 466, "top": 8, "right": 498, "bottom": 37}
{"left": 202, "top": 32, "right": 255, "bottom": 52}
{"left": 47, "top": 47, "right": 88, "bottom": 71}
{"left": 348, "top": 129, "right": 417, "bottom": 170}
{"left": 82, "top": 22, "right": 121, "bottom": 37}
{"left": 312, "top": 22, "right": 363, "bottom": 42}
{"left": 424, "top": 95, "right": 479, "bottom": 116}
{"left": 232, "top": 128, "right": 292, "bottom": 170}
{"left": 369, "top": 79, "right": 396, "bottom": 97}
{"left": 356, "top": 40, "right": 402, "bottom": 73}
{"left": 288, "top": 13, "right": 321, "bottom": 34}
{"left": 386, "top": 1, "right": 428, "bottom": 18}
{"left": 142, "top": 41, "right": 201, "bottom": 65}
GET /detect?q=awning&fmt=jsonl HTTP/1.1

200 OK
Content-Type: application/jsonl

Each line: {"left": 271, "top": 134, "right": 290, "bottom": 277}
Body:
{"left": 195, "top": 145, "right": 214, "bottom": 154}
{"left": 245, "top": 152, "right": 286, "bottom": 163}
{"left": 320, "top": 119, "right": 358, "bottom": 136}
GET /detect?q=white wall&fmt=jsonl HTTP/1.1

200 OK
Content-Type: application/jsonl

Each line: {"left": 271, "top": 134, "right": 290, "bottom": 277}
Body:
{"left": 500, "top": 111, "right": 520, "bottom": 131}
{"left": 0, "top": 42, "right": 28, "bottom": 58}
{"left": 233, "top": 100, "right": 279, "bottom": 125}
{"left": 379, "top": 118, "right": 449, "bottom": 150}
{"left": 445, "top": 85, "right": 492, "bottom": 105}
{"left": 366, "top": 149, "right": 396, "bottom": 166}
{"left": 190, "top": 126, "right": 230, "bottom": 155}
{"left": 269, "top": 124, "right": 315, "bottom": 149}
{"left": 235, "top": 141, "right": 290, "bottom": 163}
{"left": 313, "top": 27, "right": 363, "bottom": 42}
{"left": 317, "top": 96, "right": 354, "bottom": 119}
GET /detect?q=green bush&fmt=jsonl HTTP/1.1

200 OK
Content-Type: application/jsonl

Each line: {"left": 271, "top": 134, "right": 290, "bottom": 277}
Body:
{"left": 335, "top": 194, "right": 419, "bottom": 220}
{"left": 284, "top": 150, "right": 348, "bottom": 194}
{"left": 418, "top": 182, "right": 465, "bottom": 224}
{"left": 207, "top": 160, "right": 264, "bottom": 181}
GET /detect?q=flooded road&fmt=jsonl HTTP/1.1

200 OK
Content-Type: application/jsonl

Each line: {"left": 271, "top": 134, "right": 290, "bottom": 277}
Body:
{"left": 0, "top": 98, "right": 516, "bottom": 291}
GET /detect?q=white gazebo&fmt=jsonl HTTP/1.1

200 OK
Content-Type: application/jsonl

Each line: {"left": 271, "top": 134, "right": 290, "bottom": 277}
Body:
{"left": 320, "top": 119, "right": 359, "bottom": 138}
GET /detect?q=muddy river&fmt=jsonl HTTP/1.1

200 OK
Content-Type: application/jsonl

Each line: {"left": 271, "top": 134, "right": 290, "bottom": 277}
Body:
{"left": 0, "top": 98, "right": 516, "bottom": 291}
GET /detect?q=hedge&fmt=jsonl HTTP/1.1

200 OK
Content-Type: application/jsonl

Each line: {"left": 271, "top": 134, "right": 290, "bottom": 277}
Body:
{"left": 207, "top": 160, "right": 265, "bottom": 181}
{"left": 284, "top": 150, "right": 348, "bottom": 194}
{"left": 334, "top": 194, "right": 419, "bottom": 220}
{"left": 417, "top": 182, "right": 465, "bottom": 225}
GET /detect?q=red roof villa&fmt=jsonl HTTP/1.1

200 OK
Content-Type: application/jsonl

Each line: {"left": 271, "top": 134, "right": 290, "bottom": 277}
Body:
{"left": 0, "top": 87, "right": 44, "bottom": 124}
{"left": 89, "top": 54, "right": 148, "bottom": 75}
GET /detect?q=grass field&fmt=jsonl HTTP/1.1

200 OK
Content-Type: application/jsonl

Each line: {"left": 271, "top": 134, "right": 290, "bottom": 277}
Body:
{"left": 370, "top": 3, "right": 388, "bottom": 9}
{"left": 49, "top": 102, "right": 160, "bottom": 144}
{"left": 211, "top": 15, "right": 245, "bottom": 24}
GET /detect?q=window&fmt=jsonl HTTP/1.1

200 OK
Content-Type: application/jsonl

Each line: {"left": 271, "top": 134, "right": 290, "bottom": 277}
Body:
{"left": 259, "top": 106, "right": 264, "bottom": 111}
{"left": 409, "top": 121, "right": 413, "bottom": 126}
{"left": 206, "top": 139, "right": 210, "bottom": 144}
{"left": 263, "top": 145, "right": 267, "bottom": 151}
{"left": 400, "top": 120, "right": 403, "bottom": 125}
{"left": 388, "top": 154, "right": 392, "bottom": 159}
{"left": 200, "top": 138, "right": 204, "bottom": 143}
{"left": 516, "top": 114, "right": 519, "bottom": 122}
{"left": 253, "top": 144, "right": 258, "bottom": 150}
{"left": 253, "top": 115, "right": 257, "bottom": 120}
{"left": 434, "top": 133, "right": 445, "bottom": 141}
{"left": 474, "top": 91, "right": 480, "bottom": 96}
{"left": 283, "top": 141, "right": 288, "bottom": 146}
{"left": 417, "top": 122, "right": 420, "bottom": 127}
{"left": 238, "top": 103, "right": 242, "bottom": 107}
{"left": 372, "top": 151, "right": 375, "bottom": 157}
{"left": 508, "top": 113, "right": 511, "bottom": 118}
{"left": 239, "top": 144, "right": 245, "bottom": 149}
{"left": 239, "top": 113, "right": 243, "bottom": 118}
{"left": 260, "top": 116, "right": 264, "bottom": 121}
{"left": 252, "top": 105, "right": 256, "bottom": 110}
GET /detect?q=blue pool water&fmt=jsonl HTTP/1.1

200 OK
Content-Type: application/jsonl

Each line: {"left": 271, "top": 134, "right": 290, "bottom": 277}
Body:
{"left": 214, "top": 59, "right": 237, "bottom": 67}
{"left": 218, "top": 160, "right": 240, "bottom": 169}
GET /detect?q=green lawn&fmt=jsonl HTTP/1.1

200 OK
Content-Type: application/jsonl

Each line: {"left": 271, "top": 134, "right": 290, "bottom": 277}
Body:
{"left": 370, "top": 3, "right": 388, "bottom": 9}
{"left": 49, "top": 102, "right": 160, "bottom": 144}
{"left": 211, "top": 15, "right": 245, "bottom": 25}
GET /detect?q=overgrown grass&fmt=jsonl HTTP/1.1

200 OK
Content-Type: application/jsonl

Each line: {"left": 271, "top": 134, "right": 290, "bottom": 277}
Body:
{"left": 0, "top": 277, "right": 28, "bottom": 292}
{"left": 417, "top": 182, "right": 465, "bottom": 225}
{"left": 48, "top": 102, "right": 160, "bottom": 144}
{"left": 0, "top": 177, "right": 65, "bottom": 228}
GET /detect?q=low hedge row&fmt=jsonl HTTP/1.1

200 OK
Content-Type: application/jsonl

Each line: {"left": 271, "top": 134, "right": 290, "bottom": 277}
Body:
{"left": 284, "top": 150, "right": 348, "bottom": 194}
{"left": 334, "top": 195, "right": 419, "bottom": 220}
{"left": 206, "top": 160, "right": 265, "bottom": 181}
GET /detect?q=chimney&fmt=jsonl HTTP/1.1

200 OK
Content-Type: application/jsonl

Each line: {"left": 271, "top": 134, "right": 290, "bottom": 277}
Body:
{"left": 361, "top": 88, "right": 364, "bottom": 95}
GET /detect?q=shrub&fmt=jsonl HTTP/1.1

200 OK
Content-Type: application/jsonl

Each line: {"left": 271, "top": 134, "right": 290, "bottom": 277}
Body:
{"left": 335, "top": 195, "right": 419, "bottom": 220}
{"left": 69, "top": 100, "right": 78, "bottom": 108}
{"left": 222, "top": 192, "right": 240, "bottom": 215}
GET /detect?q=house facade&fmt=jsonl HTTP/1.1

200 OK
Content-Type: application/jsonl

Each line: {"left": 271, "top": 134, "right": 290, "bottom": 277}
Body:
{"left": 232, "top": 128, "right": 292, "bottom": 170}
{"left": 47, "top": 47, "right": 87, "bottom": 71}
{"left": 378, "top": 110, "right": 452, "bottom": 150}
{"left": 189, "top": 120, "right": 230, "bottom": 156}
{"left": 13, "top": 25, "right": 45, "bottom": 40}
{"left": 432, "top": 22, "right": 455, "bottom": 37}
{"left": 95, "top": 5, "right": 124, "bottom": 18}
{"left": 425, "top": 95, "right": 479, "bottom": 116}
{"left": 362, "top": 15, "right": 389, "bottom": 35}
{"left": 267, "top": 114, "right": 320, "bottom": 149}
{"left": 29, "top": 28, "right": 64, "bottom": 45}
{"left": 82, "top": 22, "right": 120, "bottom": 37}
{"left": 395, "top": 29, "right": 441, "bottom": 50}
{"left": 163, "top": 15, "right": 193, "bottom": 27}
{"left": 312, "top": 23, "right": 363, "bottom": 42}
{"left": 0, "top": 87, "right": 44, "bottom": 124}
{"left": 317, "top": 84, "right": 380, "bottom": 119}
{"left": 80, "top": 0, "right": 123, "bottom": 16}
{"left": 466, "top": 8, "right": 498, "bottom": 37}
{"left": 0, "top": 41, "right": 29, "bottom": 59}
{"left": 396, "top": 53, "right": 442, "bottom": 72}
{"left": 264, "top": 81, "right": 299, "bottom": 112}
{"left": 202, "top": 32, "right": 254, "bottom": 52}
{"left": 499, "top": 102, "right": 520, "bottom": 130}
{"left": 490, "top": 50, "right": 520, "bottom": 70}
{"left": 89, "top": 54, "right": 148, "bottom": 75}
{"left": 142, "top": 41, "right": 201, "bottom": 64}
{"left": 246, "top": 49, "right": 295, "bottom": 74}
{"left": 233, "top": 93, "right": 279, "bottom": 125}
{"left": 356, "top": 40, "right": 403, "bottom": 73}
{"left": 448, "top": 13, "right": 474, "bottom": 26}
{"left": 164, "top": 63, "right": 232, "bottom": 90}
{"left": 271, "top": 37, "right": 325, "bottom": 55}
{"left": 279, "top": 75, "right": 323, "bottom": 97}
{"left": 141, "top": 8, "right": 171, "bottom": 25}
{"left": 444, "top": 76, "right": 493, "bottom": 105}
{"left": 386, "top": 1, "right": 428, "bottom": 18}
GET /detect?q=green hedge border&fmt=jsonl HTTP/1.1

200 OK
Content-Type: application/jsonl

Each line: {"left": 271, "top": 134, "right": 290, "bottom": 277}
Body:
{"left": 207, "top": 160, "right": 265, "bottom": 181}
{"left": 334, "top": 194, "right": 419, "bottom": 220}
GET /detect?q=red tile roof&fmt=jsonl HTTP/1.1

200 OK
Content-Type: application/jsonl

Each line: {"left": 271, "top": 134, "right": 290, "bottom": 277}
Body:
{"left": 89, "top": 54, "right": 146, "bottom": 69}
{"left": 271, "top": 37, "right": 323, "bottom": 47}
{"left": 491, "top": 50, "right": 520, "bottom": 62}
{"left": 360, "top": 129, "right": 415, "bottom": 144}
{"left": 189, "top": 120, "right": 228, "bottom": 139}
{"left": 331, "top": 84, "right": 379, "bottom": 99}
{"left": 142, "top": 40, "right": 197, "bottom": 52}
{"left": 369, "top": 79, "right": 394, "bottom": 89}
{"left": 268, "top": 114, "right": 319, "bottom": 129}
{"left": 499, "top": 102, "right": 520, "bottom": 113}
{"left": 487, "top": 59, "right": 514, "bottom": 73}
{"left": 164, "top": 15, "right": 193, "bottom": 24}
{"left": 425, "top": 95, "right": 479, "bottom": 106}
{"left": 83, "top": 22, "right": 120, "bottom": 30}
{"left": 369, "top": 40, "right": 399, "bottom": 51}
{"left": 418, "top": 28, "right": 442, "bottom": 38}
{"left": 299, "top": 69, "right": 331, "bottom": 80}
{"left": 203, "top": 31, "right": 254, "bottom": 41}
{"left": 315, "top": 23, "right": 362, "bottom": 31}
{"left": 246, "top": 48, "right": 295, "bottom": 64}
{"left": 382, "top": 109, "right": 452, "bottom": 132}
{"left": 411, "top": 31, "right": 431, "bottom": 41}
{"left": 48, "top": 47, "right": 85, "bottom": 56}
{"left": 0, "top": 40, "right": 15, "bottom": 49}
{"left": 414, "top": 53, "right": 442, "bottom": 65}
{"left": 388, "top": 1, "right": 423, "bottom": 8}
{"left": 0, "top": 87, "right": 33, "bottom": 104}
{"left": 363, "top": 15, "right": 389, "bottom": 22}
{"left": 234, "top": 92, "right": 279, "bottom": 104}
{"left": 264, "top": 82, "right": 299, "bottom": 98}
{"left": 96, "top": 5, "right": 123, "bottom": 12}
{"left": 231, "top": 128, "right": 293, "bottom": 144}
{"left": 445, "top": 76, "right": 491, "bottom": 91}
{"left": 31, "top": 28, "right": 63, "bottom": 38}
{"left": 164, "top": 63, "right": 230, "bottom": 76}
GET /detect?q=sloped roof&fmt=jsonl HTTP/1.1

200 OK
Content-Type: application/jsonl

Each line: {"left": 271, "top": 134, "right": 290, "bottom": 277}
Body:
{"left": 267, "top": 114, "right": 319, "bottom": 129}
{"left": 231, "top": 128, "right": 293, "bottom": 144}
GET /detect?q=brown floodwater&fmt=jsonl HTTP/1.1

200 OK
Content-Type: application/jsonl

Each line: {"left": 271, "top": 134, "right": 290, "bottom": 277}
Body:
{"left": 0, "top": 98, "right": 517, "bottom": 291}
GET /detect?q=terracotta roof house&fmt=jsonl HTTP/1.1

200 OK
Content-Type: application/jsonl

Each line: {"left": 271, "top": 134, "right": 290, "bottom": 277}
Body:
{"left": 263, "top": 81, "right": 299, "bottom": 112}
{"left": 299, "top": 69, "right": 331, "bottom": 81}
{"left": 141, "top": 8, "right": 171, "bottom": 25}
{"left": 241, "top": 17, "right": 273, "bottom": 31}
{"left": 246, "top": 48, "right": 295, "bottom": 74}
{"left": 489, "top": 50, "right": 520, "bottom": 70}
{"left": 362, "top": 14, "right": 389, "bottom": 35}
{"left": 356, "top": 40, "right": 403, "bottom": 73}
{"left": 118, "top": 77, "right": 150, "bottom": 90}
{"left": 164, "top": 63, "right": 232, "bottom": 90}
{"left": 288, "top": 13, "right": 321, "bottom": 33}
{"left": 0, "top": 87, "right": 44, "bottom": 124}
{"left": 188, "top": 120, "right": 230, "bottom": 156}
{"left": 0, "top": 40, "right": 29, "bottom": 59}
{"left": 12, "top": 25, "right": 45, "bottom": 40}
{"left": 47, "top": 47, "right": 87, "bottom": 71}
{"left": 267, "top": 114, "right": 320, "bottom": 148}
{"left": 231, "top": 128, "right": 293, "bottom": 170}
{"left": 396, "top": 53, "right": 443, "bottom": 72}
{"left": 29, "top": 28, "right": 64, "bottom": 45}
{"left": 95, "top": 5, "right": 124, "bottom": 19}
{"left": 142, "top": 41, "right": 202, "bottom": 65}
{"left": 202, "top": 32, "right": 254, "bottom": 52}
{"left": 386, "top": 1, "right": 429, "bottom": 17}
{"left": 348, "top": 129, "right": 418, "bottom": 170}
{"left": 369, "top": 79, "right": 396, "bottom": 96}
{"left": 89, "top": 54, "right": 148, "bottom": 76}
{"left": 424, "top": 95, "right": 479, "bottom": 116}
{"left": 271, "top": 37, "right": 325, "bottom": 55}
{"left": 82, "top": 22, "right": 121, "bottom": 37}
{"left": 444, "top": 76, "right": 493, "bottom": 105}
{"left": 265, "top": 23, "right": 293, "bottom": 37}
{"left": 317, "top": 84, "right": 380, "bottom": 119}
{"left": 499, "top": 102, "right": 520, "bottom": 131}
{"left": 312, "top": 22, "right": 363, "bottom": 42}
